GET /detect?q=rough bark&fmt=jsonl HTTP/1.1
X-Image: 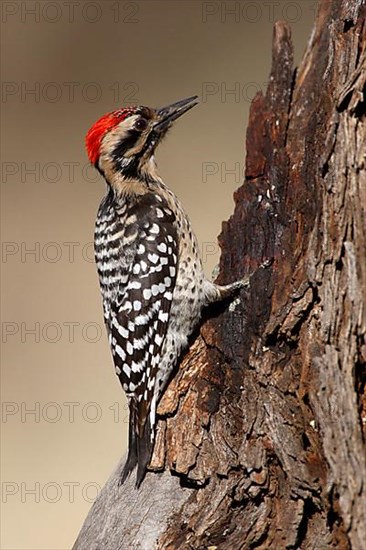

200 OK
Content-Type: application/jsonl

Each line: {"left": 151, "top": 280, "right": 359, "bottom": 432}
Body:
{"left": 73, "top": 1, "right": 366, "bottom": 548}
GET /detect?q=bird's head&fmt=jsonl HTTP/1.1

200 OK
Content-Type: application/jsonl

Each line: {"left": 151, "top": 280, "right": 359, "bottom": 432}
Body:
{"left": 86, "top": 95, "right": 198, "bottom": 188}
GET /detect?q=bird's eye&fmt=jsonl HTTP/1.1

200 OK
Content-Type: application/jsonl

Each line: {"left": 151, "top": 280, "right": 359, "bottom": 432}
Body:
{"left": 134, "top": 117, "right": 148, "bottom": 132}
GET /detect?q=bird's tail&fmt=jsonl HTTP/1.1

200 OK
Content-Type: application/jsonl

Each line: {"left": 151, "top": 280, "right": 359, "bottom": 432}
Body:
{"left": 119, "top": 402, "right": 154, "bottom": 488}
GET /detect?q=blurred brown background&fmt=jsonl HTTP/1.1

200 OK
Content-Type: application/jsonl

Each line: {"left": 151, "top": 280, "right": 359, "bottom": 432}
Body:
{"left": 1, "top": 1, "right": 314, "bottom": 548}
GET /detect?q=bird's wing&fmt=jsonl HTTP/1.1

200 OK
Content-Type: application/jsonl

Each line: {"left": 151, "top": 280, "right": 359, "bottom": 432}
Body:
{"left": 107, "top": 193, "right": 179, "bottom": 433}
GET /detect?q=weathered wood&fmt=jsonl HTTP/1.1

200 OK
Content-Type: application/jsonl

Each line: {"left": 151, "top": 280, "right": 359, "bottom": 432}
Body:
{"left": 74, "top": 1, "right": 366, "bottom": 548}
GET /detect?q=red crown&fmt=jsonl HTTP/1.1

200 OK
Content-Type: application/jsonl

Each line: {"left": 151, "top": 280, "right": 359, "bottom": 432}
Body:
{"left": 85, "top": 107, "right": 136, "bottom": 165}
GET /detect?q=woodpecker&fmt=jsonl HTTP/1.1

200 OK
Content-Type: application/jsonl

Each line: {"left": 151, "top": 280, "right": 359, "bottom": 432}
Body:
{"left": 86, "top": 96, "right": 247, "bottom": 487}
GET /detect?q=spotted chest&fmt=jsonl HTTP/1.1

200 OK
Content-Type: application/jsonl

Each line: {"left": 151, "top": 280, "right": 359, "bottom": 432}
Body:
{"left": 148, "top": 192, "right": 208, "bottom": 399}
{"left": 164, "top": 190, "right": 206, "bottom": 336}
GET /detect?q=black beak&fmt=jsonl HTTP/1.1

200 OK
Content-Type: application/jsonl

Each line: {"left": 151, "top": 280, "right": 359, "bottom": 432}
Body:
{"left": 154, "top": 95, "right": 199, "bottom": 132}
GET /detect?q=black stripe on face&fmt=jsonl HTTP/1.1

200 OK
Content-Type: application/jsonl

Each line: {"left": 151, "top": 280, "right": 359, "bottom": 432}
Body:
{"left": 111, "top": 129, "right": 161, "bottom": 185}
{"left": 111, "top": 105, "right": 155, "bottom": 162}
{"left": 116, "top": 158, "right": 159, "bottom": 185}
{"left": 110, "top": 129, "right": 142, "bottom": 180}
{"left": 111, "top": 129, "right": 141, "bottom": 160}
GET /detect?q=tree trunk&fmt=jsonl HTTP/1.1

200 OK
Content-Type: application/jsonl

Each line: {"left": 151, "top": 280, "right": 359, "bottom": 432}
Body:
{"left": 73, "top": 1, "right": 366, "bottom": 548}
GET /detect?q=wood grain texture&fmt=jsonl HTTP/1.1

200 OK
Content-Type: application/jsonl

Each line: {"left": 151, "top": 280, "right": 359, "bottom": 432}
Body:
{"left": 74, "top": 1, "right": 366, "bottom": 547}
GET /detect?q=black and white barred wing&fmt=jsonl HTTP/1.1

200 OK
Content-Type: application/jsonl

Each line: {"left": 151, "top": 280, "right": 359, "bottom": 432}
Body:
{"left": 108, "top": 199, "right": 178, "bottom": 432}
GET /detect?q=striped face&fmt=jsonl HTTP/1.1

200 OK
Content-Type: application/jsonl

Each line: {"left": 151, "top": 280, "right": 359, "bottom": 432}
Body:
{"left": 86, "top": 106, "right": 161, "bottom": 181}
{"left": 85, "top": 96, "right": 199, "bottom": 185}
